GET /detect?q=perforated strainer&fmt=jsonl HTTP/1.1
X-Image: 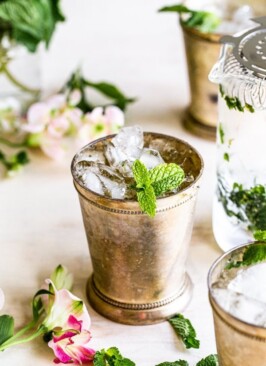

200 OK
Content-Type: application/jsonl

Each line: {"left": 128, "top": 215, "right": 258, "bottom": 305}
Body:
{"left": 209, "top": 17, "right": 266, "bottom": 110}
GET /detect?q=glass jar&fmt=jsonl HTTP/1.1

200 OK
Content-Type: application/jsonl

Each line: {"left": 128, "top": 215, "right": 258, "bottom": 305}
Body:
{"left": 0, "top": 30, "right": 41, "bottom": 134}
{"left": 209, "top": 17, "right": 266, "bottom": 251}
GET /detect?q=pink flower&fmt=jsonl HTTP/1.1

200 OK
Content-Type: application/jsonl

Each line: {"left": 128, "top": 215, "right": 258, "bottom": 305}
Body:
{"left": 24, "top": 102, "right": 50, "bottom": 133}
{"left": 0, "top": 288, "right": 4, "bottom": 310}
{"left": 47, "top": 94, "right": 67, "bottom": 111}
{"left": 40, "top": 134, "right": 66, "bottom": 161}
{"left": 42, "top": 281, "right": 91, "bottom": 332}
{"left": 77, "top": 106, "right": 125, "bottom": 145}
{"left": 68, "top": 89, "right": 82, "bottom": 107}
{"left": 47, "top": 116, "right": 70, "bottom": 139}
{"left": 48, "top": 315, "right": 95, "bottom": 365}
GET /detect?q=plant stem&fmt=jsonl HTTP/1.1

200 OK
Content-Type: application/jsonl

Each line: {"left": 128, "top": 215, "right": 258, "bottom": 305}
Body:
{"left": 1, "top": 65, "right": 40, "bottom": 95}
{"left": 0, "top": 137, "right": 27, "bottom": 148}
{"left": 0, "top": 326, "right": 45, "bottom": 351}
{"left": 0, "top": 320, "right": 36, "bottom": 347}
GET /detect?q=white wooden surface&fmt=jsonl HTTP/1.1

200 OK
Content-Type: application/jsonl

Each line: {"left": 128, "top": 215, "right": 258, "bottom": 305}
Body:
{"left": 0, "top": 1, "right": 223, "bottom": 365}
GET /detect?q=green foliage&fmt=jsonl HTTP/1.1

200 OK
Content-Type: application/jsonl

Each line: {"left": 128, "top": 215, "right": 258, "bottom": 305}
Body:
{"left": 168, "top": 314, "right": 200, "bottom": 349}
{"left": 93, "top": 347, "right": 135, "bottom": 366}
{"left": 65, "top": 69, "right": 136, "bottom": 113}
{"left": 0, "top": 149, "right": 29, "bottom": 174}
{"left": 158, "top": 4, "right": 220, "bottom": 33}
{"left": 32, "top": 289, "right": 53, "bottom": 322}
{"left": 254, "top": 230, "right": 266, "bottom": 242}
{"left": 226, "top": 243, "right": 266, "bottom": 269}
{"left": 0, "top": 315, "right": 14, "bottom": 346}
{"left": 196, "top": 355, "right": 219, "bottom": 366}
{"left": 0, "top": 0, "right": 65, "bottom": 52}
{"left": 156, "top": 361, "right": 189, "bottom": 366}
{"left": 218, "top": 123, "right": 224, "bottom": 144}
{"left": 219, "top": 182, "right": 266, "bottom": 233}
{"left": 219, "top": 86, "right": 255, "bottom": 113}
{"left": 132, "top": 160, "right": 185, "bottom": 217}
{"left": 223, "top": 153, "right": 229, "bottom": 162}
{"left": 149, "top": 163, "right": 185, "bottom": 196}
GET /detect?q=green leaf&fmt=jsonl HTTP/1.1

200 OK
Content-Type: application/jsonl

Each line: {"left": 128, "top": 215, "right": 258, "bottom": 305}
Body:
{"left": 93, "top": 347, "right": 135, "bottom": 366}
{"left": 223, "top": 153, "right": 229, "bottom": 162}
{"left": 226, "top": 243, "right": 266, "bottom": 269}
{"left": 254, "top": 230, "right": 266, "bottom": 242}
{"left": 158, "top": 4, "right": 220, "bottom": 33}
{"left": 0, "top": 0, "right": 65, "bottom": 52}
{"left": 156, "top": 361, "right": 189, "bottom": 366}
{"left": 0, "top": 149, "right": 29, "bottom": 175}
{"left": 169, "top": 314, "right": 200, "bottom": 349}
{"left": 149, "top": 163, "right": 185, "bottom": 196}
{"left": 137, "top": 185, "right": 156, "bottom": 218}
{"left": 196, "top": 354, "right": 219, "bottom": 366}
{"left": 32, "top": 289, "right": 53, "bottom": 322}
{"left": 50, "top": 264, "right": 73, "bottom": 291}
{"left": 0, "top": 315, "right": 14, "bottom": 345}
{"left": 64, "top": 69, "right": 135, "bottom": 113}
{"left": 84, "top": 81, "right": 136, "bottom": 111}
{"left": 158, "top": 5, "right": 191, "bottom": 13}
{"left": 132, "top": 159, "right": 150, "bottom": 188}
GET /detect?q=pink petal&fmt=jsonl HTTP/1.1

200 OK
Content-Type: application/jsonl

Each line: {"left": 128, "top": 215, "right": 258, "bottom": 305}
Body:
{"left": 47, "top": 94, "right": 66, "bottom": 111}
{"left": 67, "top": 315, "right": 82, "bottom": 332}
{"left": 105, "top": 106, "right": 124, "bottom": 127}
{"left": 47, "top": 116, "right": 69, "bottom": 138}
{"left": 68, "top": 89, "right": 82, "bottom": 107}
{"left": 53, "top": 330, "right": 77, "bottom": 343}
{"left": 0, "top": 288, "right": 5, "bottom": 310}
{"left": 24, "top": 102, "right": 49, "bottom": 133}
{"left": 64, "top": 108, "right": 83, "bottom": 129}
{"left": 87, "top": 107, "right": 104, "bottom": 124}
{"left": 40, "top": 135, "right": 65, "bottom": 161}
{"left": 43, "top": 281, "right": 91, "bottom": 331}
{"left": 49, "top": 340, "right": 72, "bottom": 364}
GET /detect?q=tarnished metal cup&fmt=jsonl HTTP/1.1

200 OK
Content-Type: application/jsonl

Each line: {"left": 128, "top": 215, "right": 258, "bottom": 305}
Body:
{"left": 182, "top": 24, "right": 221, "bottom": 139}
{"left": 71, "top": 132, "right": 203, "bottom": 325}
{"left": 208, "top": 242, "right": 266, "bottom": 366}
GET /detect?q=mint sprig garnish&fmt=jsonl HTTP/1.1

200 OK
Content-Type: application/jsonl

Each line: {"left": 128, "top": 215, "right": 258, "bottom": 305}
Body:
{"left": 196, "top": 355, "right": 219, "bottom": 366}
{"left": 226, "top": 243, "right": 266, "bottom": 269}
{"left": 253, "top": 230, "right": 266, "bottom": 242}
{"left": 168, "top": 313, "right": 200, "bottom": 349}
{"left": 156, "top": 361, "right": 189, "bottom": 366}
{"left": 149, "top": 163, "right": 185, "bottom": 196}
{"left": 132, "top": 160, "right": 185, "bottom": 217}
{"left": 93, "top": 347, "right": 135, "bottom": 366}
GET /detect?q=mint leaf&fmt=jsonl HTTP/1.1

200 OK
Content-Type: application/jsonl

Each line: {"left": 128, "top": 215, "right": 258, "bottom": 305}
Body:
{"left": 169, "top": 314, "right": 200, "bottom": 349}
{"left": 137, "top": 185, "right": 156, "bottom": 218}
{"left": 0, "top": 149, "right": 29, "bottom": 175}
{"left": 132, "top": 159, "right": 150, "bottom": 188}
{"left": 156, "top": 361, "right": 189, "bottom": 366}
{"left": 149, "top": 163, "right": 185, "bottom": 196}
{"left": 93, "top": 347, "right": 135, "bottom": 366}
{"left": 0, "top": 315, "right": 14, "bottom": 346}
{"left": 226, "top": 243, "right": 266, "bottom": 269}
{"left": 254, "top": 230, "right": 266, "bottom": 242}
{"left": 218, "top": 123, "right": 224, "bottom": 144}
{"left": 158, "top": 4, "right": 220, "bottom": 33}
{"left": 196, "top": 354, "right": 219, "bottom": 366}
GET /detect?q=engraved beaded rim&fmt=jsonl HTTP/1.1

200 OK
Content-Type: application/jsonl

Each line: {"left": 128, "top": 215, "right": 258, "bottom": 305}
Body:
{"left": 71, "top": 132, "right": 204, "bottom": 204}
{"left": 91, "top": 275, "right": 188, "bottom": 310}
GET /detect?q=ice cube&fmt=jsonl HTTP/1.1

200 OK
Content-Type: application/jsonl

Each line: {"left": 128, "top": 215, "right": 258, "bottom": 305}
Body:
{"left": 74, "top": 145, "right": 106, "bottom": 165}
{"left": 74, "top": 161, "right": 126, "bottom": 199}
{"left": 105, "top": 126, "right": 144, "bottom": 177}
{"left": 112, "top": 126, "right": 144, "bottom": 151}
{"left": 139, "top": 148, "right": 164, "bottom": 170}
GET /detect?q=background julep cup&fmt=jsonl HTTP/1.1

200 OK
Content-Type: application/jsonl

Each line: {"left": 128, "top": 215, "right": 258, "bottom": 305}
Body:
{"left": 208, "top": 243, "right": 266, "bottom": 366}
{"left": 71, "top": 132, "right": 204, "bottom": 325}
{"left": 182, "top": 24, "right": 221, "bottom": 139}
